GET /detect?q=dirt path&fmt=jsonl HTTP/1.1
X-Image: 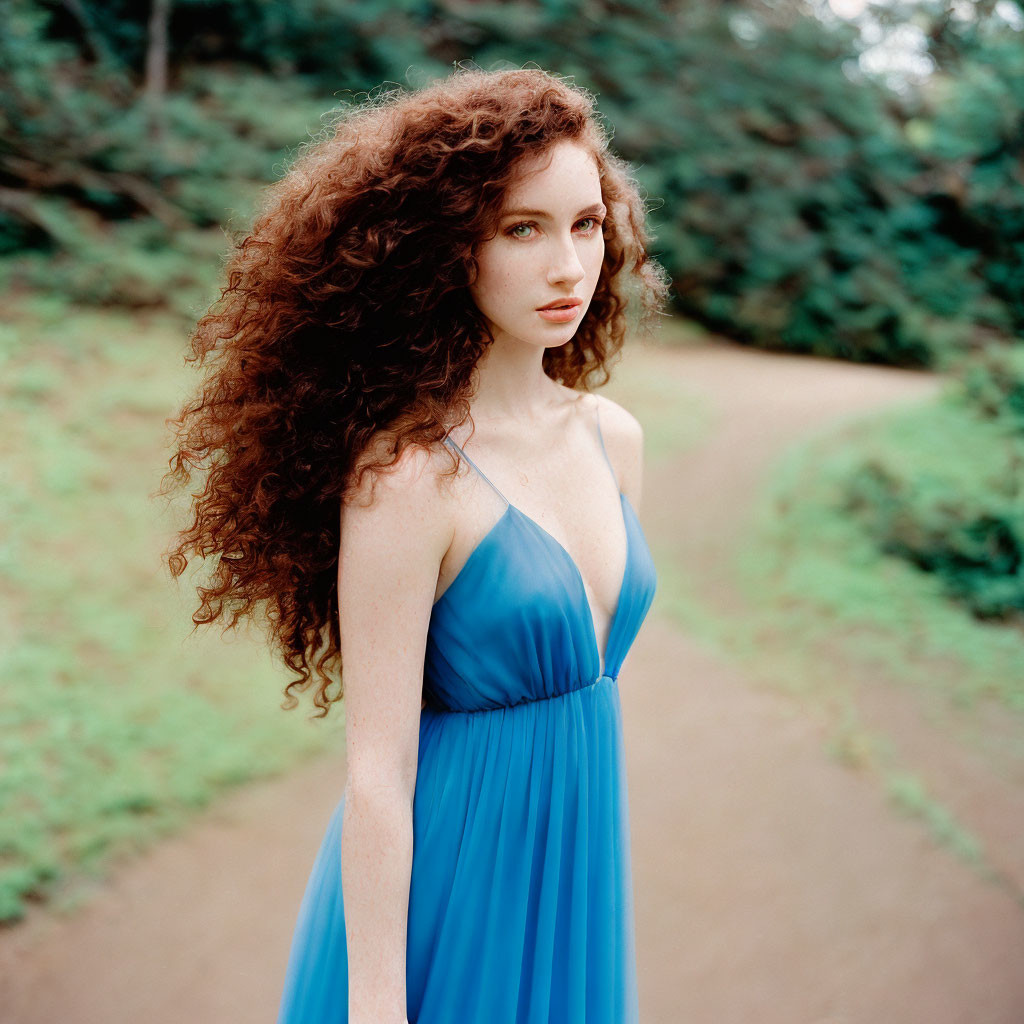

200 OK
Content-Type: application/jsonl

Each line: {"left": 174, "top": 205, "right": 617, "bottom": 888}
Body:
{"left": 3, "top": 338, "right": 1024, "bottom": 1023}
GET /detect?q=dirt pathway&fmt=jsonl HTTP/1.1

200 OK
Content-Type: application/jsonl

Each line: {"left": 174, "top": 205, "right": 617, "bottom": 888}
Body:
{"left": 3, "top": 338, "right": 1024, "bottom": 1023}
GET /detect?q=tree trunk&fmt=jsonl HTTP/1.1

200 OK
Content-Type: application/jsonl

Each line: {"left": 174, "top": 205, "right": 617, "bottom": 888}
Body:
{"left": 144, "top": 0, "right": 173, "bottom": 143}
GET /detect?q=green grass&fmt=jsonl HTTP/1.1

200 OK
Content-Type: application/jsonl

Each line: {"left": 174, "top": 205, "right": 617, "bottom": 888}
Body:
{"left": 737, "top": 399, "right": 1024, "bottom": 713}
{"left": 648, "top": 387, "right": 1024, "bottom": 716}
{"left": 884, "top": 770, "right": 985, "bottom": 868}
{"left": 0, "top": 296, "right": 342, "bottom": 924}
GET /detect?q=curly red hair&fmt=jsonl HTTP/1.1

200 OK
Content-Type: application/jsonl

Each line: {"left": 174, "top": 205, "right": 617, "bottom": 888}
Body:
{"left": 159, "top": 65, "right": 669, "bottom": 718}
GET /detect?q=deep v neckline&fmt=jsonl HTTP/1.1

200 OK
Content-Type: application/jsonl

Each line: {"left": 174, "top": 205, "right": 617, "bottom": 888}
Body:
{"left": 438, "top": 398, "right": 630, "bottom": 679}
{"left": 505, "top": 491, "right": 632, "bottom": 679}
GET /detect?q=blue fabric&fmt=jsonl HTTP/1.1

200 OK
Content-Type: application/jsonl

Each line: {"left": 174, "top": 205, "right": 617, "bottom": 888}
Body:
{"left": 276, "top": 407, "right": 658, "bottom": 1023}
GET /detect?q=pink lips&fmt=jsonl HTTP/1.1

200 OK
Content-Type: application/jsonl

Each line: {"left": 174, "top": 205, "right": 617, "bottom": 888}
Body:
{"left": 536, "top": 297, "right": 582, "bottom": 322}
{"left": 537, "top": 305, "right": 581, "bottom": 322}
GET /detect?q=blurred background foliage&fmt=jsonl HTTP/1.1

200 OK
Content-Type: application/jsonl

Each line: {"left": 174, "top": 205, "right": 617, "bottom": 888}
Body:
{"left": 2, "top": 0, "right": 1023, "bottom": 365}
{"left": 2, "top": 0, "right": 1022, "bottom": 922}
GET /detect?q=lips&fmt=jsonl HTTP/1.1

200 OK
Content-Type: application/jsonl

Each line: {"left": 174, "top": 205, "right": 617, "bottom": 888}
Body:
{"left": 537, "top": 298, "right": 582, "bottom": 310}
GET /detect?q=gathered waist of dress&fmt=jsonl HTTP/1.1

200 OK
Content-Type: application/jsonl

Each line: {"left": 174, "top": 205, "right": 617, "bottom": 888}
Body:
{"left": 423, "top": 672, "right": 617, "bottom": 716}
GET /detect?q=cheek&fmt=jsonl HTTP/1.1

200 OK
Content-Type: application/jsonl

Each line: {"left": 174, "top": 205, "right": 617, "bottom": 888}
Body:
{"left": 471, "top": 248, "right": 519, "bottom": 308}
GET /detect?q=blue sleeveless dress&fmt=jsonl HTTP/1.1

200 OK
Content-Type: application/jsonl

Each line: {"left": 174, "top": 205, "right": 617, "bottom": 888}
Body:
{"left": 276, "top": 402, "right": 658, "bottom": 1023}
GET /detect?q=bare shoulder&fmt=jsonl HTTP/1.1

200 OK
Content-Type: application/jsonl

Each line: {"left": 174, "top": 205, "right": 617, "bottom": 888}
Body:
{"left": 591, "top": 392, "right": 645, "bottom": 506}
{"left": 592, "top": 392, "right": 643, "bottom": 447}
{"left": 344, "top": 431, "right": 455, "bottom": 521}
{"left": 340, "top": 431, "right": 455, "bottom": 600}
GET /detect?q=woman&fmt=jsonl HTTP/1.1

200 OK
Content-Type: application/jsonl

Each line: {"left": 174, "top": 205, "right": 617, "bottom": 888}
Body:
{"left": 162, "top": 65, "right": 668, "bottom": 1023}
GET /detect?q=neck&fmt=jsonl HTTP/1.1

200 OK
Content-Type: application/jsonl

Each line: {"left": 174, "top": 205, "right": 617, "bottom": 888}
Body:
{"left": 469, "top": 331, "right": 566, "bottom": 424}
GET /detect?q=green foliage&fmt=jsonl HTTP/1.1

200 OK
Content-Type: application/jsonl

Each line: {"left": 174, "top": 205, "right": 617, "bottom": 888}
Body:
{"left": 954, "top": 344, "right": 1024, "bottom": 434}
{"left": 608, "top": 5, "right": 1024, "bottom": 367}
{"left": 0, "top": 209, "right": 220, "bottom": 316}
{"left": 885, "top": 770, "right": 985, "bottom": 867}
{"left": 887, "top": 0, "right": 1024, "bottom": 332}
{"left": 842, "top": 460, "right": 1024, "bottom": 619}
{"left": 840, "top": 351, "right": 1024, "bottom": 621}
{"left": 1, "top": 25, "right": 331, "bottom": 318}
{"left": 2, "top": 0, "right": 1023, "bottom": 366}
{"left": 722, "top": 394, "right": 1024, "bottom": 712}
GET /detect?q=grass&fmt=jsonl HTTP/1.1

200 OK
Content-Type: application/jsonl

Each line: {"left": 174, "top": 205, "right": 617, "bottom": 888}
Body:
{"left": 884, "top": 770, "right": 986, "bottom": 869}
{"left": 737, "top": 400, "right": 1024, "bottom": 713}
{"left": 0, "top": 295, "right": 343, "bottom": 924}
{"left": 644, "top": 383, "right": 1024, "bottom": 718}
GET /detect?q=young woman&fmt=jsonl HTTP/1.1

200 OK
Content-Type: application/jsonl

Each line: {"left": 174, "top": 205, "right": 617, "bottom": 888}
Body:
{"left": 162, "top": 65, "right": 669, "bottom": 1024}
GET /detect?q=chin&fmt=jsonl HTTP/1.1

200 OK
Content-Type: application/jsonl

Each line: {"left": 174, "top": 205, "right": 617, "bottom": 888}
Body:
{"left": 515, "top": 326, "right": 574, "bottom": 349}
{"left": 488, "top": 318, "right": 580, "bottom": 350}
{"left": 540, "top": 333, "right": 576, "bottom": 349}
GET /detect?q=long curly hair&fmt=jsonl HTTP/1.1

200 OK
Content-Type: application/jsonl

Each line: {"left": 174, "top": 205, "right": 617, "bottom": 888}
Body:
{"left": 159, "top": 64, "right": 670, "bottom": 718}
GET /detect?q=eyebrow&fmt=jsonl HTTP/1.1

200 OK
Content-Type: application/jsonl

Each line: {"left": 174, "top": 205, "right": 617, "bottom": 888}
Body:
{"left": 499, "top": 202, "right": 607, "bottom": 220}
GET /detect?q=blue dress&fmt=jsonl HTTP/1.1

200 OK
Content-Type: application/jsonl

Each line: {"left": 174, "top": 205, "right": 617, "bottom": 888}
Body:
{"left": 276, "top": 401, "right": 658, "bottom": 1023}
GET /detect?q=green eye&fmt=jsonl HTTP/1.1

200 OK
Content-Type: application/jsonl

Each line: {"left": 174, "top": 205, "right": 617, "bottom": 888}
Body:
{"left": 505, "top": 217, "right": 602, "bottom": 239}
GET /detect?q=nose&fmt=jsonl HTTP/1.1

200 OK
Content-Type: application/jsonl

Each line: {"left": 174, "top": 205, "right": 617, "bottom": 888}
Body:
{"left": 545, "top": 231, "right": 587, "bottom": 287}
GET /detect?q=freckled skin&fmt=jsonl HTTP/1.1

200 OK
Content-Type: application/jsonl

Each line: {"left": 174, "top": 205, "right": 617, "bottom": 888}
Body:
{"left": 470, "top": 141, "right": 606, "bottom": 353}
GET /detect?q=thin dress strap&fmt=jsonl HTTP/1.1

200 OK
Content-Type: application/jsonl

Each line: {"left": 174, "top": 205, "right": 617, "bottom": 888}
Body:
{"left": 592, "top": 396, "right": 620, "bottom": 491}
{"left": 442, "top": 435, "right": 512, "bottom": 507}
{"left": 444, "top": 397, "right": 619, "bottom": 500}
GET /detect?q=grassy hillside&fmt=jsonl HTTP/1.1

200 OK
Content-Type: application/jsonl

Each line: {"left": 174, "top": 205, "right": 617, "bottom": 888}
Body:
{"left": 0, "top": 295, "right": 342, "bottom": 923}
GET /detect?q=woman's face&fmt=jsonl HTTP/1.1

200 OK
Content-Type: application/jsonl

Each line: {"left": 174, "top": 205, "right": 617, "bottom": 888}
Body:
{"left": 469, "top": 140, "right": 606, "bottom": 351}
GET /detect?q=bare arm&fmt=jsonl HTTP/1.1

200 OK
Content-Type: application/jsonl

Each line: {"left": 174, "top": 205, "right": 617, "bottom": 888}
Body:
{"left": 337, "top": 442, "right": 453, "bottom": 1024}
